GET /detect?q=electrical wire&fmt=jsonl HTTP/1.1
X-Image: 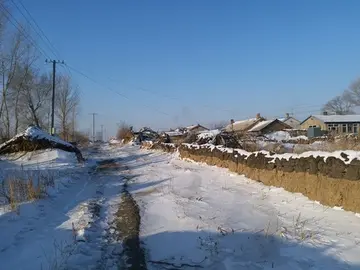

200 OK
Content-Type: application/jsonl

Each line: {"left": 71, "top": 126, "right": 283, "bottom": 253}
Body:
{"left": 10, "top": 0, "right": 74, "bottom": 78}
{"left": 66, "top": 64, "right": 171, "bottom": 117}
{"left": 0, "top": 2, "right": 51, "bottom": 59}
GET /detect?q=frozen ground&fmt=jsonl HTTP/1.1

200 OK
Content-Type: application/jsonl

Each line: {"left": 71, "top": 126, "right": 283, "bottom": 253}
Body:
{"left": 0, "top": 145, "right": 360, "bottom": 269}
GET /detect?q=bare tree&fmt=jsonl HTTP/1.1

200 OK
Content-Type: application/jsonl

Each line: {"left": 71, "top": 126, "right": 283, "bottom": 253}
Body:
{"left": 18, "top": 70, "right": 52, "bottom": 128}
{"left": 56, "top": 76, "right": 79, "bottom": 141}
{"left": 0, "top": 30, "right": 28, "bottom": 137}
{"left": 344, "top": 78, "right": 360, "bottom": 106}
{"left": 322, "top": 93, "right": 355, "bottom": 115}
{"left": 0, "top": 5, "right": 81, "bottom": 140}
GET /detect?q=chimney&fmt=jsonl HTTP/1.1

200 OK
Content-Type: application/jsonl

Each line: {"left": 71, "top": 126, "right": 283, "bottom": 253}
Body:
{"left": 285, "top": 113, "right": 290, "bottom": 118}
{"left": 256, "top": 113, "right": 261, "bottom": 119}
{"left": 323, "top": 111, "right": 328, "bottom": 115}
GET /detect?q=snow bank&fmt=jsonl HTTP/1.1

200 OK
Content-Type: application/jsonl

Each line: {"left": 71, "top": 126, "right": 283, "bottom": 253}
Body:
{"left": 266, "top": 131, "right": 308, "bottom": 142}
{"left": 0, "top": 126, "right": 83, "bottom": 162}
{"left": 109, "top": 138, "right": 121, "bottom": 145}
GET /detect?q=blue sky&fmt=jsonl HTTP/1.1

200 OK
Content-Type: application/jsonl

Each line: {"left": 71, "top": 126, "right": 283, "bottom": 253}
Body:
{"left": 13, "top": 0, "right": 360, "bottom": 137}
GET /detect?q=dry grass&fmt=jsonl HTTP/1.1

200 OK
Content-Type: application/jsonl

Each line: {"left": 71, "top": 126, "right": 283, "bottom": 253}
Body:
{"left": 0, "top": 170, "right": 55, "bottom": 210}
{"left": 116, "top": 123, "right": 133, "bottom": 143}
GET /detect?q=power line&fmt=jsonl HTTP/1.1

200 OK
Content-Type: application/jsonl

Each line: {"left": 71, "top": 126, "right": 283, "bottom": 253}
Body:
{"left": 66, "top": 64, "right": 171, "bottom": 117}
{"left": 0, "top": 2, "right": 51, "bottom": 59}
{"left": 9, "top": 0, "right": 59, "bottom": 59}
{"left": 108, "top": 77, "right": 237, "bottom": 115}
{"left": 9, "top": 0, "right": 74, "bottom": 79}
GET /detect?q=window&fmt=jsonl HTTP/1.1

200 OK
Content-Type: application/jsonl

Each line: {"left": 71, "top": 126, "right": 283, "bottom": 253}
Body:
{"left": 354, "top": 124, "right": 358, "bottom": 134}
{"left": 342, "top": 124, "right": 347, "bottom": 133}
{"left": 348, "top": 124, "right": 353, "bottom": 133}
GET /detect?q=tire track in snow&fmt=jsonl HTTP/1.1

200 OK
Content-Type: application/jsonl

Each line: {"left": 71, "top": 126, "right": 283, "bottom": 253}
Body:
{"left": 92, "top": 152, "right": 147, "bottom": 270}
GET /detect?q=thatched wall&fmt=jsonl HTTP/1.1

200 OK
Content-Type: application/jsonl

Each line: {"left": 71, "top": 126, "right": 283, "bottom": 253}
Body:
{"left": 151, "top": 143, "right": 360, "bottom": 213}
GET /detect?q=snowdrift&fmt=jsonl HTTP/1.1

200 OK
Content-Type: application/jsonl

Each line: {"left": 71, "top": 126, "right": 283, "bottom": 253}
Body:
{"left": 0, "top": 126, "right": 84, "bottom": 162}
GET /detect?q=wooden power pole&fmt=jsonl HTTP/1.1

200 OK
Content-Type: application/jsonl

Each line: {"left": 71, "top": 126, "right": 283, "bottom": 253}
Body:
{"left": 46, "top": 59, "right": 65, "bottom": 136}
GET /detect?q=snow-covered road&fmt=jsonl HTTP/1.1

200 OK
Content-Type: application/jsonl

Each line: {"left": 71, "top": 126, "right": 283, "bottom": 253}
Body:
{"left": 1, "top": 145, "right": 360, "bottom": 269}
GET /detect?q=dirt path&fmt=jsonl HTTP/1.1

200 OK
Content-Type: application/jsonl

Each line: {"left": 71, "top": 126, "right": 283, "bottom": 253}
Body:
{"left": 93, "top": 150, "right": 147, "bottom": 270}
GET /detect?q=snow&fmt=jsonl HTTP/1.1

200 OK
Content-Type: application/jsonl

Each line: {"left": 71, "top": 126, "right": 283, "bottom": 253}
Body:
{"left": 1, "top": 145, "right": 360, "bottom": 269}
{"left": 0, "top": 146, "right": 127, "bottom": 270}
{"left": 248, "top": 119, "right": 275, "bottom": 132}
{"left": 0, "top": 126, "right": 74, "bottom": 149}
{"left": 109, "top": 138, "right": 121, "bottom": 144}
{"left": 266, "top": 131, "right": 308, "bottom": 141}
{"left": 197, "top": 129, "right": 220, "bottom": 139}
{"left": 127, "top": 147, "right": 360, "bottom": 269}
{"left": 0, "top": 149, "right": 78, "bottom": 170}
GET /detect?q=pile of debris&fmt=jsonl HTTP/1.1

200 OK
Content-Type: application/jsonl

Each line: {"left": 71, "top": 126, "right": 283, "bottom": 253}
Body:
{"left": 185, "top": 130, "right": 242, "bottom": 149}
{"left": 135, "top": 127, "right": 159, "bottom": 144}
{"left": 0, "top": 126, "right": 84, "bottom": 162}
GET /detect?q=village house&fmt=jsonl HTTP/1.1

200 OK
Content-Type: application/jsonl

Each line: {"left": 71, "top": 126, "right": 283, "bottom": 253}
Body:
{"left": 247, "top": 119, "right": 292, "bottom": 135}
{"left": 223, "top": 113, "right": 265, "bottom": 133}
{"left": 223, "top": 113, "right": 293, "bottom": 135}
{"left": 278, "top": 113, "right": 301, "bottom": 129}
{"left": 300, "top": 113, "right": 360, "bottom": 134}
{"left": 185, "top": 124, "right": 209, "bottom": 134}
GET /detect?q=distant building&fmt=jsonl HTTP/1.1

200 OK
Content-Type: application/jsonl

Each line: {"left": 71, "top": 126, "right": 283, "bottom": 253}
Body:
{"left": 300, "top": 113, "right": 360, "bottom": 134}
{"left": 278, "top": 113, "right": 301, "bottom": 129}
{"left": 224, "top": 113, "right": 265, "bottom": 133}
{"left": 248, "top": 119, "right": 292, "bottom": 135}
{"left": 185, "top": 124, "right": 209, "bottom": 134}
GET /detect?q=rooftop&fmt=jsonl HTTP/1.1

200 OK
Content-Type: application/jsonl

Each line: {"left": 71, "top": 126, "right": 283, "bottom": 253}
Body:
{"left": 312, "top": 115, "right": 360, "bottom": 123}
{"left": 224, "top": 117, "right": 261, "bottom": 132}
{"left": 248, "top": 119, "right": 276, "bottom": 132}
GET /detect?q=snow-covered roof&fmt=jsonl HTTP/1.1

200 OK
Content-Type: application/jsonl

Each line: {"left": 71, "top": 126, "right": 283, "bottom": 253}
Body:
{"left": 197, "top": 129, "right": 220, "bottom": 139}
{"left": 248, "top": 119, "right": 276, "bottom": 132}
{"left": 224, "top": 118, "right": 261, "bottom": 132}
{"left": 186, "top": 124, "right": 208, "bottom": 131}
{"left": 186, "top": 125, "right": 197, "bottom": 130}
{"left": 165, "top": 131, "right": 184, "bottom": 136}
{"left": 311, "top": 115, "right": 360, "bottom": 123}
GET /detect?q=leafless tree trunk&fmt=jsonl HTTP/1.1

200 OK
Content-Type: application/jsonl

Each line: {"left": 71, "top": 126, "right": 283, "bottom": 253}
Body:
{"left": 56, "top": 76, "right": 79, "bottom": 141}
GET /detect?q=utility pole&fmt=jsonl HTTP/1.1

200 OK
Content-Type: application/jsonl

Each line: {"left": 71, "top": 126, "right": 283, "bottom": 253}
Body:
{"left": 0, "top": 61, "right": 5, "bottom": 117}
{"left": 101, "top": 125, "right": 104, "bottom": 142}
{"left": 89, "top": 113, "right": 97, "bottom": 142}
{"left": 72, "top": 107, "right": 76, "bottom": 142}
{"left": 46, "top": 59, "right": 65, "bottom": 136}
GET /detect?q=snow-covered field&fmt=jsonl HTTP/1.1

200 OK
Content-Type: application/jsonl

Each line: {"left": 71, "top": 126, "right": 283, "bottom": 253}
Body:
{"left": 1, "top": 145, "right": 360, "bottom": 269}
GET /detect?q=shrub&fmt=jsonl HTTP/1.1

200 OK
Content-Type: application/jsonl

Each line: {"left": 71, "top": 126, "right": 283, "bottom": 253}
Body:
{"left": 0, "top": 170, "right": 55, "bottom": 210}
{"left": 116, "top": 123, "right": 134, "bottom": 143}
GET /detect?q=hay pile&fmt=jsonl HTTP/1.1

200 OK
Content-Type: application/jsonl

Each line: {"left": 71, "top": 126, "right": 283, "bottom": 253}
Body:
{"left": 0, "top": 126, "right": 84, "bottom": 162}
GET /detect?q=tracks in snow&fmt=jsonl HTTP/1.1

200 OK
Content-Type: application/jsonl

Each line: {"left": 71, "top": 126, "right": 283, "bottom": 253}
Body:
{"left": 91, "top": 152, "right": 147, "bottom": 270}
